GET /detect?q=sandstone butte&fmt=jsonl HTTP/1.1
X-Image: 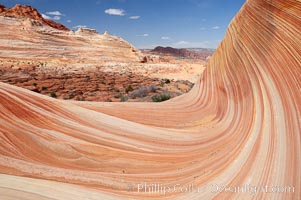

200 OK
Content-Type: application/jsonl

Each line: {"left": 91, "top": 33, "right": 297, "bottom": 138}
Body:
{"left": 0, "top": 0, "right": 300, "bottom": 199}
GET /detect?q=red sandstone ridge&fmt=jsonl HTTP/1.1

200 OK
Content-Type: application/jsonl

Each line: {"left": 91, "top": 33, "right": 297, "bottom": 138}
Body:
{"left": 0, "top": 4, "right": 69, "bottom": 31}
{"left": 0, "top": 5, "right": 5, "bottom": 12}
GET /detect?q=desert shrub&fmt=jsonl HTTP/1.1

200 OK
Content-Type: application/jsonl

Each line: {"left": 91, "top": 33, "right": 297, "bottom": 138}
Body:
{"left": 41, "top": 86, "right": 47, "bottom": 91}
{"left": 50, "top": 91, "right": 57, "bottom": 98}
{"left": 69, "top": 93, "right": 75, "bottom": 99}
{"left": 120, "top": 95, "right": 128, "bottom": 102}
{"left": 128, "top": 86, "right": 157, "bottom": 99}
{"left": 114, "top": 93, "right": 122, "bottom": 98}
{"left": 76, "top": 97, "right": 85, "bottom": 101}
{"left": 165, "top": 79, "right": 171, "bottom": 84}
{"left": 152, "top": 93, "right": 170, "bottom": 102}
{"left": 125, "top": 85, "right": 134, "bottom": 93}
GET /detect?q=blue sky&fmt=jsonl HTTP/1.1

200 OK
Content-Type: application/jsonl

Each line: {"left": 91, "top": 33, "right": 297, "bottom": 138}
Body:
{"left": 1, "top": 0, "right": 246, "bottom": 49}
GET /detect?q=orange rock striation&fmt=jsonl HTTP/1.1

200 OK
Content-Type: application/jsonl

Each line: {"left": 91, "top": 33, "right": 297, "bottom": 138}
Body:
{"left": 0, "top": 0, "right": 300, "bottom": 199}
{"left": 0, "top": 5, "right": 143, "bottom": 64}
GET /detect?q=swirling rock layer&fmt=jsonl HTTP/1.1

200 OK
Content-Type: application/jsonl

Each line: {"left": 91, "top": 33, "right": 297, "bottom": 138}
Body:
{"left": 0, "top": 0, "right": 300, "bottom": 199}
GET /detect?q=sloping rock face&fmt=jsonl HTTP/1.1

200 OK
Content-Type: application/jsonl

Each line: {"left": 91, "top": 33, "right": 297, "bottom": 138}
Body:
{"left": 0, "top": 0, "right": 300, "bottom": 199}
{"left": 0, "top": 11, "right": 142, "bottom": 64}
{"left": 0, "top": 4, "right": 69, "bottom": 31}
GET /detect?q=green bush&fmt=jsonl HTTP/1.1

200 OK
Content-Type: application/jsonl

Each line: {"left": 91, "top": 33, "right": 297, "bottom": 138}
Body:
{"left": 50, "top": 91, "right": 57, "bottom": 98}
{"left": 128, "top": 86, "right": 157, "bottom": 99}
{"left": 152, "top": 93, "right": 170, "bottom": 102}
{"left": 69, "top": 93, "right": 75, "bottom": 99}
{"left": 76, "top": 97, "right": 85, "bottom": 101}
{"left": 125, "top": 85, "right": 134, "bottom": 93}
{"left": 120, "top": 95, "right": 128, "bottom": 102}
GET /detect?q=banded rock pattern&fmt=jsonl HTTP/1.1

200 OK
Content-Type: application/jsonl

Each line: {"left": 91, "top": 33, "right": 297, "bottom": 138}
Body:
{"left": 0, "top": 0, "right": 300, "bottom": 199}
{"left": 0, "top": 7, "right": 142, "bottom": 64}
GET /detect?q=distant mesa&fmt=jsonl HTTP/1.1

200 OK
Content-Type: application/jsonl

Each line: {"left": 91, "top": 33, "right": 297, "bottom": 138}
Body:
{"left": 151, "top": 46, "right": 214, "bottom": 60}
{"left": 0, "top": 4, "right": 69, "bottom": 31}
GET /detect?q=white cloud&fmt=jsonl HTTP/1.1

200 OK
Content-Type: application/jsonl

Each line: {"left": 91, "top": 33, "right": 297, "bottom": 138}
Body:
{"left": 104, "top": 8, "right": 125, "bottom": 16}
{"left": 67, "top": 20, "right": 72, "bottom": 23}
{"left": 200, "top": 27, "right": 207, "bottom": 30}
{"left": 173, "top": 41, "right": 189, "bottom": 45}
{"left": 137, "top": 33, "right": 149, "bottom": 37}
{"left": 161, "top": 36, "right": 171, "bottom": 40}
{"left": 129, "top": 16, "right": 140, "bottom": 19}
{"left": 42, "top": 14, "right": 51, "bottom": 20}
{"left": 42, "top": 11, "right": 63, "bottom": 20}
{"left": 212, "top": 26, "right": 220, "bottom": 29}
{"left": 46, "top": 11, "right": 63, "bottom": 16}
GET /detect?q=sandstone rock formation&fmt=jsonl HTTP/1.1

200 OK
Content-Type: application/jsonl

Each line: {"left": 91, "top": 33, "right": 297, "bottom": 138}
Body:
{"left": 0, "top": 11, "right": 143, "bottom": 64}
{"left": 0, "top": 5, "right": 5, "bottom": 12}
{"left": 104, "top": 30, "right": 110, "bottom": 36}
{"left": 0, "top": 0, "right": 300, "bottom": 199}
{"left": 0, "top": 4, "right": 202, "bottom": 87}
{"left": 0, "top": 4, "right": 69, "bottom": 31}
{"left": 75, "top": 27, "right": 99, "bottom": 35}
